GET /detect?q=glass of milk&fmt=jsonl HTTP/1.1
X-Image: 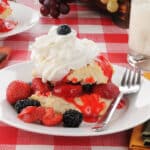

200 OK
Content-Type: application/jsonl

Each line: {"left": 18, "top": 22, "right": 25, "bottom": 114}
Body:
{"left": 128, "top": 0, "right": 150, "bottom": 71}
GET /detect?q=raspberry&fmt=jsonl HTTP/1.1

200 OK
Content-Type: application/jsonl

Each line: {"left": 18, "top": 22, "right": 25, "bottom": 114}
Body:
{"left": 31, "top": 78, "right": 50, "bottom": 95}
{"left": 93, "top": 82, "right": 120, "bottom": 99}
{"left": 6, "top": 80, "right": 31, "bottom": 104}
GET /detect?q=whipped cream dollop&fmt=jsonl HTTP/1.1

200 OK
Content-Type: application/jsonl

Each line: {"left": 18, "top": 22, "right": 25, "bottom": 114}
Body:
{"left": 30, "top": 25, "right": 101, "bottom": 82}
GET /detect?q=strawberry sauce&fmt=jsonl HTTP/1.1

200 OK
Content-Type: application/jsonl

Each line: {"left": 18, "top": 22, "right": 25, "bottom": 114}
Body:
{"left": 0, "top": 5, "right": 5, "bottom": 13}
{"left": 72, "top": 94, "right": 106, "bottom": 122}
{"left": 52, "top": 82, "right": 106, "bottom": 122}
{"left": 0, "top": 0, "right": 9, "bottom": 13}
{"left": 51, "top": 82, "right": 125, "bottom": 122}
{"left": 54, "top": 91, "right": 106, "bottom": 122}
{"left": 0, "top": 19, "right": 17, "bottom": 32}
{"left": 97, "top": 55, "right": 113, "bottom": 80}
{"left": 117, "top": 99, "right": 126, "bottom": 109}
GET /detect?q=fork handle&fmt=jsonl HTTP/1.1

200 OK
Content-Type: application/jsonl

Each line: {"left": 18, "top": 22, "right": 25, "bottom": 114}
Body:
{"left": 92, "top": 92, "right": 124, "bottom": 132}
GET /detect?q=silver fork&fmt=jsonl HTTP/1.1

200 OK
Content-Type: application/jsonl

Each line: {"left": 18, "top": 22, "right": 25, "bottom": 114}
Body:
{"left": 92, "top": 68, "right": 141, "bottom": 132}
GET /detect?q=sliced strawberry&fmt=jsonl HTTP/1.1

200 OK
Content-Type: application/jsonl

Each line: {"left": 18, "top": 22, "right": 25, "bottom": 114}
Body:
{"left": 0, "top": 19, "right": 17, "bottom": 33}
{"left": 93, "top": 82, "right": 120, "bottom": 99}
{"left": 53, "top": 84, "right": 82, "bottom": 98}
{"left": 45, "top": 107, "right": 55, "bottom": 118}
{"left": 0, "top": 0, "right": 9, "bottom": 13}
{"left": 18, "top": 106, "right": 37, "bottom": 123}
{"left": 31, "top": 78, "right": 50, "bottom": 95}
{"left": 47, "top": 113, "right": 62, "bottom": 126}
{"left": 42, "top": 107, "right": 54, "bottom": 120}
{"left": 18, "top": 106, "right": 63, "bottom": 126}
{"left": 41, "top": 107, "right": 62, "bottom": 126}
{"left": 42, "top": 112, "right": 62, "bottom": 126}
{"left": 35, "top": 106, "right": 46, "bottom": 121}
{"left": 6, "top": 80, "right": 31, "bottom": 104}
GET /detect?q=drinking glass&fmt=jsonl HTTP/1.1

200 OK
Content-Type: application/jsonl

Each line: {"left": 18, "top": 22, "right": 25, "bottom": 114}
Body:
{"left": 128, "top": 0, "right": 150, "bottom": 71}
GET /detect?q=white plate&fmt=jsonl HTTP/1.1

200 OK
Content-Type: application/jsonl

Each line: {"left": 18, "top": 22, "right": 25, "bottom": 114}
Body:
{"left": 0, "top": 61, "right": 150, "bottom": 136}
{"left": 0, "top": 2, "right": 39, "bottom": 38}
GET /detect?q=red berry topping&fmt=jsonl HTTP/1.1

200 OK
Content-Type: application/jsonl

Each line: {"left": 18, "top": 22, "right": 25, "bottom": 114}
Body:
{"left": 31, "top": 78, "right": 50, "bottom": 95}
{"left": 97, "top": 55, "right": 113, "bottom": 80}
{"left": 42, "top": 108, "right": 62, "bottom": 126}
{"left": 0, "top": 19, "right": 17, "bottom": 33}
{"left": 93, "top": 82, "right": 120, "bottom": 99}
{"left": 84, "top": 77, "right": 95, "bottom": 84}
{"left": 18, "top": 106, "right": 37, "bottom": 123}
{"left": 18, "top": 106, "right": 62, "bottom": 126}
{"left": 74, "top": 94, "right": 105, "bottom": 122}
{"left": 0, "top": 0, "right": 9, "bottom": 14}
{"left": 53, "top": 84, "right": 82, "bottom": 98}
{"left": 18, "top": 106, "right": 46, "bottom": 123}
{"left": 35, "top": 106, "right": 46, "bottom": 121}
{"left": 117, "top": 98, "right": 126, "bottom": 109}
{"left": 6, "top": 80, "right": 31, "bottom": 104}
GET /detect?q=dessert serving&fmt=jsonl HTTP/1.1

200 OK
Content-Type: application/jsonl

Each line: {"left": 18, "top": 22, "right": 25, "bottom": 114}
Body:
{"left": 0, "top": 0, "right": 17, "bottom": 32}
{"left": 6, "top": 25, "right": 122, "bottom": 127}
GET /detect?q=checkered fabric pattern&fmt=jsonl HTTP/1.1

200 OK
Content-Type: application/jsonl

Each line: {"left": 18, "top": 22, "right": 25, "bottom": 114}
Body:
{"left": 0, "top": 0, "right": 131, "bottom": 149}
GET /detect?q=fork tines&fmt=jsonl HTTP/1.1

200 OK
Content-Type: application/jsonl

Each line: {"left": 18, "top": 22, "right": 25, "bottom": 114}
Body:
{"left": 121, "top": 68, "right": 141, "bottom": 86}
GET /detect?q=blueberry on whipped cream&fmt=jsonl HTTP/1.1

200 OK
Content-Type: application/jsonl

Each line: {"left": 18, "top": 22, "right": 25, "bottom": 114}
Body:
{"left": 57, "top": 24, "right": 71, "bottom": 35}
{"left": 30, "top": 25, "right": 100, "bottom": 82}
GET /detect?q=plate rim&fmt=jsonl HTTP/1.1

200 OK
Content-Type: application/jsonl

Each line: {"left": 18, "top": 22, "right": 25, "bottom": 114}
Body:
{"left": 0, "top": 61, "right": 150, "bottom": 137}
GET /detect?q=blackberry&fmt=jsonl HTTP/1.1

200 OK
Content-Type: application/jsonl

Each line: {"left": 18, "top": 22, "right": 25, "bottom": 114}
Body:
{"left": 63, "top": 109, "right": 83, "bottom": 127}
{"left": 57, "top": 24, "right": 71, "bottom": 35}
{"left": 14, "top": 99, "right": 41, "bottom": 113}
{"left": 82, "top": 84, "right": 93, "bottom": 93}
{"left": 47, "top": 81, "right": 54, "bottom": 90}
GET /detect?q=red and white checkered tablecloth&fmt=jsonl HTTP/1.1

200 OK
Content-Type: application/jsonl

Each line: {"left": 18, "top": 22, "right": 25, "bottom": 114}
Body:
{"left": 0, "top": 0, "right": 132, "bottom": 149}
